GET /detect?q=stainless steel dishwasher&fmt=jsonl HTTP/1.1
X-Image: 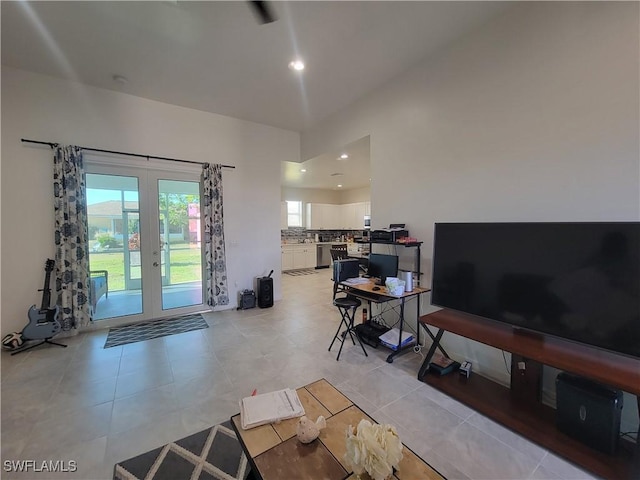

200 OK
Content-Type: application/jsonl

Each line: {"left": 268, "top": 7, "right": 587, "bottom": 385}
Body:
{"left": 316, "top": 244, "right": 332, "bottom": 269}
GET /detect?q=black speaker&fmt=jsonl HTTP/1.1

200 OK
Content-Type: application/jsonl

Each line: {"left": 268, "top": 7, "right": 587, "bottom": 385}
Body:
{"left": 257, "top": 272, "right": 273, "bottom": 308}
{"left": 556, "top": 372, "right": 623, "bottom": 454}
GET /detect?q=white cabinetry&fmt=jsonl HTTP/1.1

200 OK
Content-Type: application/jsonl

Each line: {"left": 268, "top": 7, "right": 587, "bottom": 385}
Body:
{"left": 342, "top": 202, "right": 368, "bottom": 229}
{"left": 281, "top": 244, "right": 317, "bottom": 271}
{"left": 306, "top": 202, "right": 371, "bottom": 230}
{"left": 307, "top": 203, "right": 340, "bottom": 229}
{"left": 324, "top": 204, "right": 341, "bottom": 229}
{"left": 341, "top": 203, "right": 356, "bottom": 229}
{"left": 281, "top": 246, "right": 294, "bottom": 270}
{"left": 304, "top": 247, "right": 316, "bottom": 269}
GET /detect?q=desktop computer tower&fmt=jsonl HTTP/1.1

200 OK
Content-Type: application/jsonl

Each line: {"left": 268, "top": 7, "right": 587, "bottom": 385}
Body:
{"left": 555, "top": 372, "right": 623, "bottom": 454}
{"left": 333, "top": 259, "right": 360, "bottom": 282}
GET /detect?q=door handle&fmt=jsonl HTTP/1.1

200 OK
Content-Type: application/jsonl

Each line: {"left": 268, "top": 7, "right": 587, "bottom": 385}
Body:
{"left": 153, "top": 262, "right": 159, "bottom": 267}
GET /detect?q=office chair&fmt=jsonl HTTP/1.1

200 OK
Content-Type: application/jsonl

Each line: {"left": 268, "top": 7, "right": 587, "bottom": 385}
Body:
{"left": 328, "top": 260, "right": 368, "bottom": 361}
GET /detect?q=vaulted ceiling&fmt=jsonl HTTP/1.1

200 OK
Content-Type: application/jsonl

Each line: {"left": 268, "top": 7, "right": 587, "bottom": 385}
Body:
{"left": 2, "top": 2, "right": 510, "bottom": 190}
{"left": 2, "top": 1, "right": 508, "bottom": 133}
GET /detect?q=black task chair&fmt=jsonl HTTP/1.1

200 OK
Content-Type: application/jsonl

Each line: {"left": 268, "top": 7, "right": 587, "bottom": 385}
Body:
{"left": 328, "top": 259, "right": 368, "bottom": 361}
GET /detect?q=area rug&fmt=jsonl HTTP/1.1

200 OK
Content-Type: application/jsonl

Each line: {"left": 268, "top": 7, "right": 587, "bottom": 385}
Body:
{"left": 113, "top": 420, "right": 253, "bottom": 480}
{"left": 284, "top": 268, "right": 318, "bottom": 276}
{"left": 104, "top": 313, "right": 209, "bottom": 348}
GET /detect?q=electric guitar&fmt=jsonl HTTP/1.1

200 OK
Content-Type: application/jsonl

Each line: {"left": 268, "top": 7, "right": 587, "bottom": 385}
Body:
{"left": 22, "top": 259, "right": 62, "bottom": 340}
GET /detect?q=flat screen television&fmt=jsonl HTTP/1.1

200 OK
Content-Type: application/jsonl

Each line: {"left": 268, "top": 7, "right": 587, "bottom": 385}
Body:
{"left": 368, "top": 253, "right": 399, "bottom": 285}
{"left": 431, "top": 222, "right": 640, "bottom": 359}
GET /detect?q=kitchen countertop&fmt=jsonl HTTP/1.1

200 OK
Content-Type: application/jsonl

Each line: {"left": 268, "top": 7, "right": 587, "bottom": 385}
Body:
{"left": 281, "top": 241, "right": 361, "bottom": 245}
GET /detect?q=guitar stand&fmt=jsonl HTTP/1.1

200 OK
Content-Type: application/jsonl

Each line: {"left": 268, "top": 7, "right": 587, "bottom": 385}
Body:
{"left": 11, "top": 338, "right": 67, "bottom": 356}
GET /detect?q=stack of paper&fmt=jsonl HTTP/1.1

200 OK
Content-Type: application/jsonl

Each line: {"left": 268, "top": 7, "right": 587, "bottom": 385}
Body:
{"left": 240, "top": 388, "right": 305, "bottom": 430}
{"left": 343, "top": 277, "right": 369, "bottom": 285}
{"left": 378, "top": 328, "right": 414, "bottom": 350}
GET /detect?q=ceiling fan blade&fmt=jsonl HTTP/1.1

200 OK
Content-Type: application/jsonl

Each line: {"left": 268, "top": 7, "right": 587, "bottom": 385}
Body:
{"left": 249, "top": 1, "right": 277, "bottom": 24}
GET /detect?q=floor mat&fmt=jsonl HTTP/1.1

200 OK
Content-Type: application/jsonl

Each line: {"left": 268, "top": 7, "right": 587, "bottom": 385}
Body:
{"left": 113, "top": 420, "right": 254, "bottom": 480}
{"left": 104, "top": 313, "right": 209, "bottom": 348}
{"left": 284, "top": 269, "right": 318, "bottom": 276}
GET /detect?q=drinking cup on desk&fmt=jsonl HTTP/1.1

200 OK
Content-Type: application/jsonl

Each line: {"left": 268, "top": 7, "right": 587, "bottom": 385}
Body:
{"left": 402, "top": 271, "right": 413, "bottom": 291}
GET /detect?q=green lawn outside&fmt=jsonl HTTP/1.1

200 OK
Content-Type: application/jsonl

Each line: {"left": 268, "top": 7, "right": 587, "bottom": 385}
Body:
{"left": 89, "top": 247, "right": 202, "bottom": 291}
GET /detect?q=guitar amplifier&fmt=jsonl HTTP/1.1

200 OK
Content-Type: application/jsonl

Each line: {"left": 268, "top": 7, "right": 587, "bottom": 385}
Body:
{"left": 555, "top": 372, "right": 623, "bottom": 454}
{"left": 237, "top": 290, "right": 256, "bottom": 310}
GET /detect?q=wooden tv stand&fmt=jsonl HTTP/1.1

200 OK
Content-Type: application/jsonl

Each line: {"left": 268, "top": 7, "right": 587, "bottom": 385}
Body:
{"left": 418, "top": 309, "right": 640, "bottom": 479}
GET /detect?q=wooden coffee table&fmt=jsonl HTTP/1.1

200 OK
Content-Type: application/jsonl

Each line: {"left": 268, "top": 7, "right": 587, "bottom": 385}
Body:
{"left": 231, "top": 378, "right": 445, "bottom": 480}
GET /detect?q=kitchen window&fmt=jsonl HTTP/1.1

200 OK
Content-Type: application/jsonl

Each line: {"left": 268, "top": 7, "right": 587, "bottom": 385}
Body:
{"left": 286, "top": 200, "right": 303, "bottom": 227}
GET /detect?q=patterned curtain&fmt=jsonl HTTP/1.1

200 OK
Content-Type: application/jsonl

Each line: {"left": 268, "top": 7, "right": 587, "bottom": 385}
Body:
{"left": 53, "top": 145, "right": 91, "bottom": 331}
{"left": 202, "top": 163, "right": 229, "bottom": 306}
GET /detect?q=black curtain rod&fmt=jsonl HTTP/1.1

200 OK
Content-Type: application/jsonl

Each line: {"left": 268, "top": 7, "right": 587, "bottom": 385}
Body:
{"left": 20, "top": 138, "right": 235, "bottom": 169}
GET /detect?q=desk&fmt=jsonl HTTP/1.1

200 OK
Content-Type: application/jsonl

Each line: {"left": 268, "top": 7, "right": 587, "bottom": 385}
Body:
{"left": 230, "top": 378, "right": 444, "bottom": 480}
{"left": 341, "top": 279, "right": 430, "bottom": 363}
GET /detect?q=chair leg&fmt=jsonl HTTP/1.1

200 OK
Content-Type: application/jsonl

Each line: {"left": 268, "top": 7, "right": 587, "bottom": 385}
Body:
{"left": 328, "top": 305, "right": 367, "bottom": 361}
{"left": 346, "top": 323, "right": 369, "bottom": 357}
{"left": 328, "top": 313, "right": 348, "bottom": 352}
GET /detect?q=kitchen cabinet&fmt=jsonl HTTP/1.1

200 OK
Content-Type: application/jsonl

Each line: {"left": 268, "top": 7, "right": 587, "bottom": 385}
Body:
{"left": 341, "top": 202, "right": 368, "bottom": 229}
{"left": 281, "top": 246, "right": 294, "bottom": 270}
{"left": 341, "top": 203, "right": 356, "bottom": 229}
{"left": 306, "top": 203, "right": 340, "bottom": 229}
{"left": 306, "top": 202, "right": 370, "bottom": 230}
{"left": 281, "top": 244, "right": 316, "bottom": 271}
{"left": 305, "top": 247, "right": 316, "bottom": 268}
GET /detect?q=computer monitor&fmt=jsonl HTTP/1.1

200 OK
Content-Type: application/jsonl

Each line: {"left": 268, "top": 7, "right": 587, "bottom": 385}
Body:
{"left": 367, "top": 253, "right": 399, "bottom": 285}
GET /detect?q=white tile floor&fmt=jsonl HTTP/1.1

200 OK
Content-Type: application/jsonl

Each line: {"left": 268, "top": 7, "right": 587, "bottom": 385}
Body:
{"left": 1, "top": 269, "right": 596, "bottom": 480}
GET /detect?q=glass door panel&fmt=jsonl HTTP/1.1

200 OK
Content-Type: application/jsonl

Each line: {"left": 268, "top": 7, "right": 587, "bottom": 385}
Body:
{"left": 86, "top": 173, "right": 143, "bottom": 320}
{"left": 157, "top": 179, "right": 203, "bottom": 310}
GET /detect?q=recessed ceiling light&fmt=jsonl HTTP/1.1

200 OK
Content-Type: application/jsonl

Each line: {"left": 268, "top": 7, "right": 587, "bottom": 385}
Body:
{"left": 340, "top": 153, "right": 349, "bottom": 159}
{"left": 337, "top": 184, "right": 343, "bottom": 188}
{"left": 288, "top": 59, "right": 305, "bottom": 71}
{"left": 300, "top": 169, "right": 306, "bottom": 173}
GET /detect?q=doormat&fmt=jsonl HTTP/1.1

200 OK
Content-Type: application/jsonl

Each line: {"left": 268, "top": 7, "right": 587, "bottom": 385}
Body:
{"left": 104, "top": 313, "right": 208, "bottom": 348}
{"left": 113, "top": 420, "right": 254, "bottom": 480}
{"left": 284, "top": 269, "right": 317, "bottom": 276}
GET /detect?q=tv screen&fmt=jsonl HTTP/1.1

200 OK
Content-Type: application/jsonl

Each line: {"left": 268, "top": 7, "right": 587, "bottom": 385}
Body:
{"left": 431, "top": 222, "right": 640, "bottom": 359}
{"left": 368, "top": 253, "right": 399, "bottom": 285}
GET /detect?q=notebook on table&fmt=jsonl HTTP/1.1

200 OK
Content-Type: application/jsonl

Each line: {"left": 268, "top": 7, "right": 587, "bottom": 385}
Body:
{"left": 240, "top": 388, "right": 305, "bottom": 430}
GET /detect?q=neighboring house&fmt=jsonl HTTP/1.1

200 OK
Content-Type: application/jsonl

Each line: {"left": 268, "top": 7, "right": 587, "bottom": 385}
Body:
{"left": 87, "top": 200, "right": 140, "bottom": 238}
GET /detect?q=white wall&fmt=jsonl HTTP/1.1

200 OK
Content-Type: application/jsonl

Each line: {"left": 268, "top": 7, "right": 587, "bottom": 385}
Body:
{"left": 281, "top": 187, "right": 342, "bottom": 204}
{"left": 338, "top": 187, "right": 371, "bottom": 205}
{"left": 1, "top": 67, "right": 299, "bottom": 334}
{"left": 301, "top": 2, "right": 639, "bottom": 431}
{"left": 281, "top": 186, "right": 371, "bottom": 206}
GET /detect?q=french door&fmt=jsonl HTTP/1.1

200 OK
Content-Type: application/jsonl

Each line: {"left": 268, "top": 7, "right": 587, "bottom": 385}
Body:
{"left": 86, "top": 164, "right": 204, "bottom": 325}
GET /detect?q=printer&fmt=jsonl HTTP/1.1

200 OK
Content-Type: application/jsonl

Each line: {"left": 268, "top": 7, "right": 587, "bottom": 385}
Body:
{"left": 370, "top": 224, "right": 409, "bottom": 243}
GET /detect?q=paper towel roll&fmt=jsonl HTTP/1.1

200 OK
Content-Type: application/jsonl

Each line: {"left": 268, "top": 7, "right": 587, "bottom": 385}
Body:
{"left": 402, "top": 271, "right": 413, "bottom": 291}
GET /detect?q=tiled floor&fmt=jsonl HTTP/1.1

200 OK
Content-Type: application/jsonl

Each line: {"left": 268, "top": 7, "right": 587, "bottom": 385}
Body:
{"left": 1, "top": 269, "right": 596, "bottom": 480}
